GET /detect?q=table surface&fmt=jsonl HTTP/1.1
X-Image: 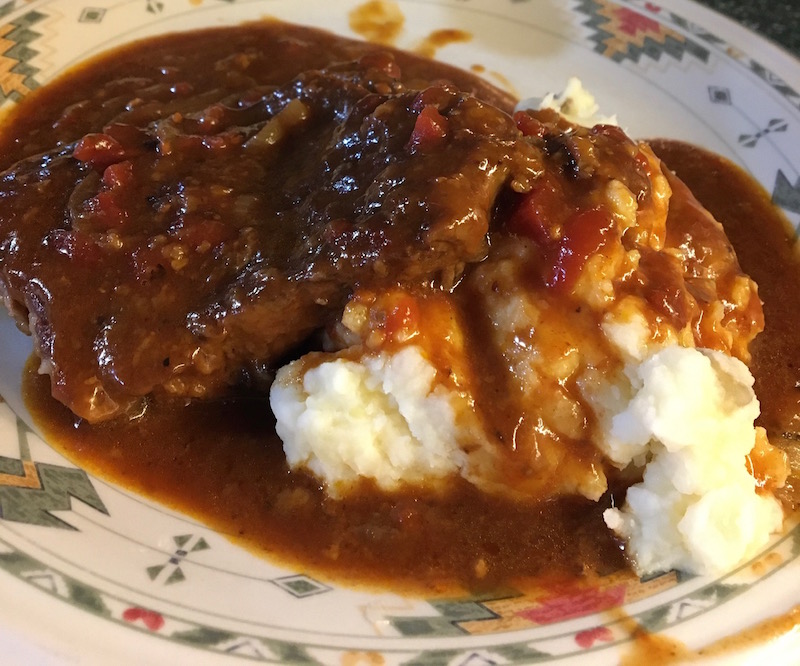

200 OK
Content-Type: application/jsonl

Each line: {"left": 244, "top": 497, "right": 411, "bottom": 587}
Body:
{"left": 693, "top": 0, "right": 800, "bottom": 57}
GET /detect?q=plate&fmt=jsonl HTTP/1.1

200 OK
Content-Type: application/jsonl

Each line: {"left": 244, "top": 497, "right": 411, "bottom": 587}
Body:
{"left": 0, "top": 0, "right": 798, "bottom": 664}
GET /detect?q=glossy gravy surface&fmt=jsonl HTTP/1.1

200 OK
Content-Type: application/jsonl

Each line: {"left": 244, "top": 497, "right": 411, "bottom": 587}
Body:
{"left": 2, "top": 17, "right": 795, "bottom": 596}
{"left": 22, "top": 139, "right": 800, "bottom": 595}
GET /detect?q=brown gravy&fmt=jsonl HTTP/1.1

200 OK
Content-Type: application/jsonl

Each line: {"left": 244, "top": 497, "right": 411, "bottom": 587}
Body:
{"left": 5, "top": 22, "right": 798, "bottom": 598}
{"left": 649, "top": 141, "right": 800, "bottom": 443}
{"left": 616, "top": 602, "right": 800, "bottom": 664}
{"left": 348, "top": 0, "right": 405, "bottom": 46}
{"left": 24, "top": 363, "right": 624, "bottom": 595}
{"left": 21, "top": 140, "right": 800, "bottom": 596}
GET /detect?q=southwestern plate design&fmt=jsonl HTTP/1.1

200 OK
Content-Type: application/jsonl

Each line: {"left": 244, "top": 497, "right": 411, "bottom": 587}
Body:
{"left": 0, "top": 418, "right": 107, "bottom": 529}
{"left": 146, "top": 534, "right": 211, "bottom": 585}
{"left": 0, "top": 8, "right": 46, "bottom": 104}
{"left": 0, "top": 0, "right": 797, "bottom": 663}
{"left": 575, "top": 0, "right": 709, "bottom": 65}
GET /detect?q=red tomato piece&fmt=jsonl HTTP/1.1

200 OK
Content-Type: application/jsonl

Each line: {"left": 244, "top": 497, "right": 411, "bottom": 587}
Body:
{"left": 508, "top": 175, "right": 567, "bottom": 245}
{"left": 513, "top": 110, "right": 546, "bottom": 138}
{"left": 548, "top": 208, "right": 614, "bottom": 289}
{"left": 407, "top": 105, "right": 449, "bottom": 152}
{"left": 85, "top": 190, "right": 128, "bottom": 229}
{"left": 73, "top": 133, "right": 126, "bottom": 170}
{"left": 101, "top": 161, "right": 134, "bottom": 189}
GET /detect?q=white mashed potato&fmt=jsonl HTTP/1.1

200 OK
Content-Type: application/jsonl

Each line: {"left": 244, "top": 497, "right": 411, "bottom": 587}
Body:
{"left": 516, "top": 76, "right": 618, "bottom": 127}
{"left": 270, "top": 346, "right": 469, "bottom": 496}
{"left": 271, "top": 337, "right": 784, "bottom": 576}
{"left": 268, "top": 79, "right": 786, "bottom": 578}
{"left": 601, "top": 346, "right": 784, "bottom": 576}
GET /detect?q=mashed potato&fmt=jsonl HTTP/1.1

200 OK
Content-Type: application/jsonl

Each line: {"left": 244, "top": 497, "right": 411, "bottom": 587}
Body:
{"left": 271, "top": 346, "right": 470, "bottom": 496}
{"left": 271, "top": 335, "right": 786, "bottom": 576}
{"left": 516, "top": 76, "right": 618, "bottom": 127}
{"left": 268, "top": 79, "right": 787, "bottom": 579}
{"left": 601, "top": 346, "right": 785, "bottom": 576}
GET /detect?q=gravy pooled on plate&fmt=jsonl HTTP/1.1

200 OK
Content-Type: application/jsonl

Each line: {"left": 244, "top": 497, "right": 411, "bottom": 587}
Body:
{"left": 1, "top": 21, "right": 797, "bottom": 594}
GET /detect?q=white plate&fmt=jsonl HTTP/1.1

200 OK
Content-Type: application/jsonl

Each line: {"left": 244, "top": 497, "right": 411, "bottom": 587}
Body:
{"left": 0, "top": 0, "right": 798, "bottom": 664}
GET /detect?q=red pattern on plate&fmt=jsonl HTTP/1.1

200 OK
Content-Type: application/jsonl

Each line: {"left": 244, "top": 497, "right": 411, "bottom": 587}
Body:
{"left": 122, "top": 607, "right": 165, "bottom": 631}
{"left": 575, "top": 625, "right": 615, "bottom": 648}
{"left": 517, "top": 585, "right": 626, "bottom": 624}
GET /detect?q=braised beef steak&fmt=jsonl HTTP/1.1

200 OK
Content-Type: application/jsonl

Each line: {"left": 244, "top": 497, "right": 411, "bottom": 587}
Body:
{"left": 0, "top": 25, "right": 540, "bottom": 422}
